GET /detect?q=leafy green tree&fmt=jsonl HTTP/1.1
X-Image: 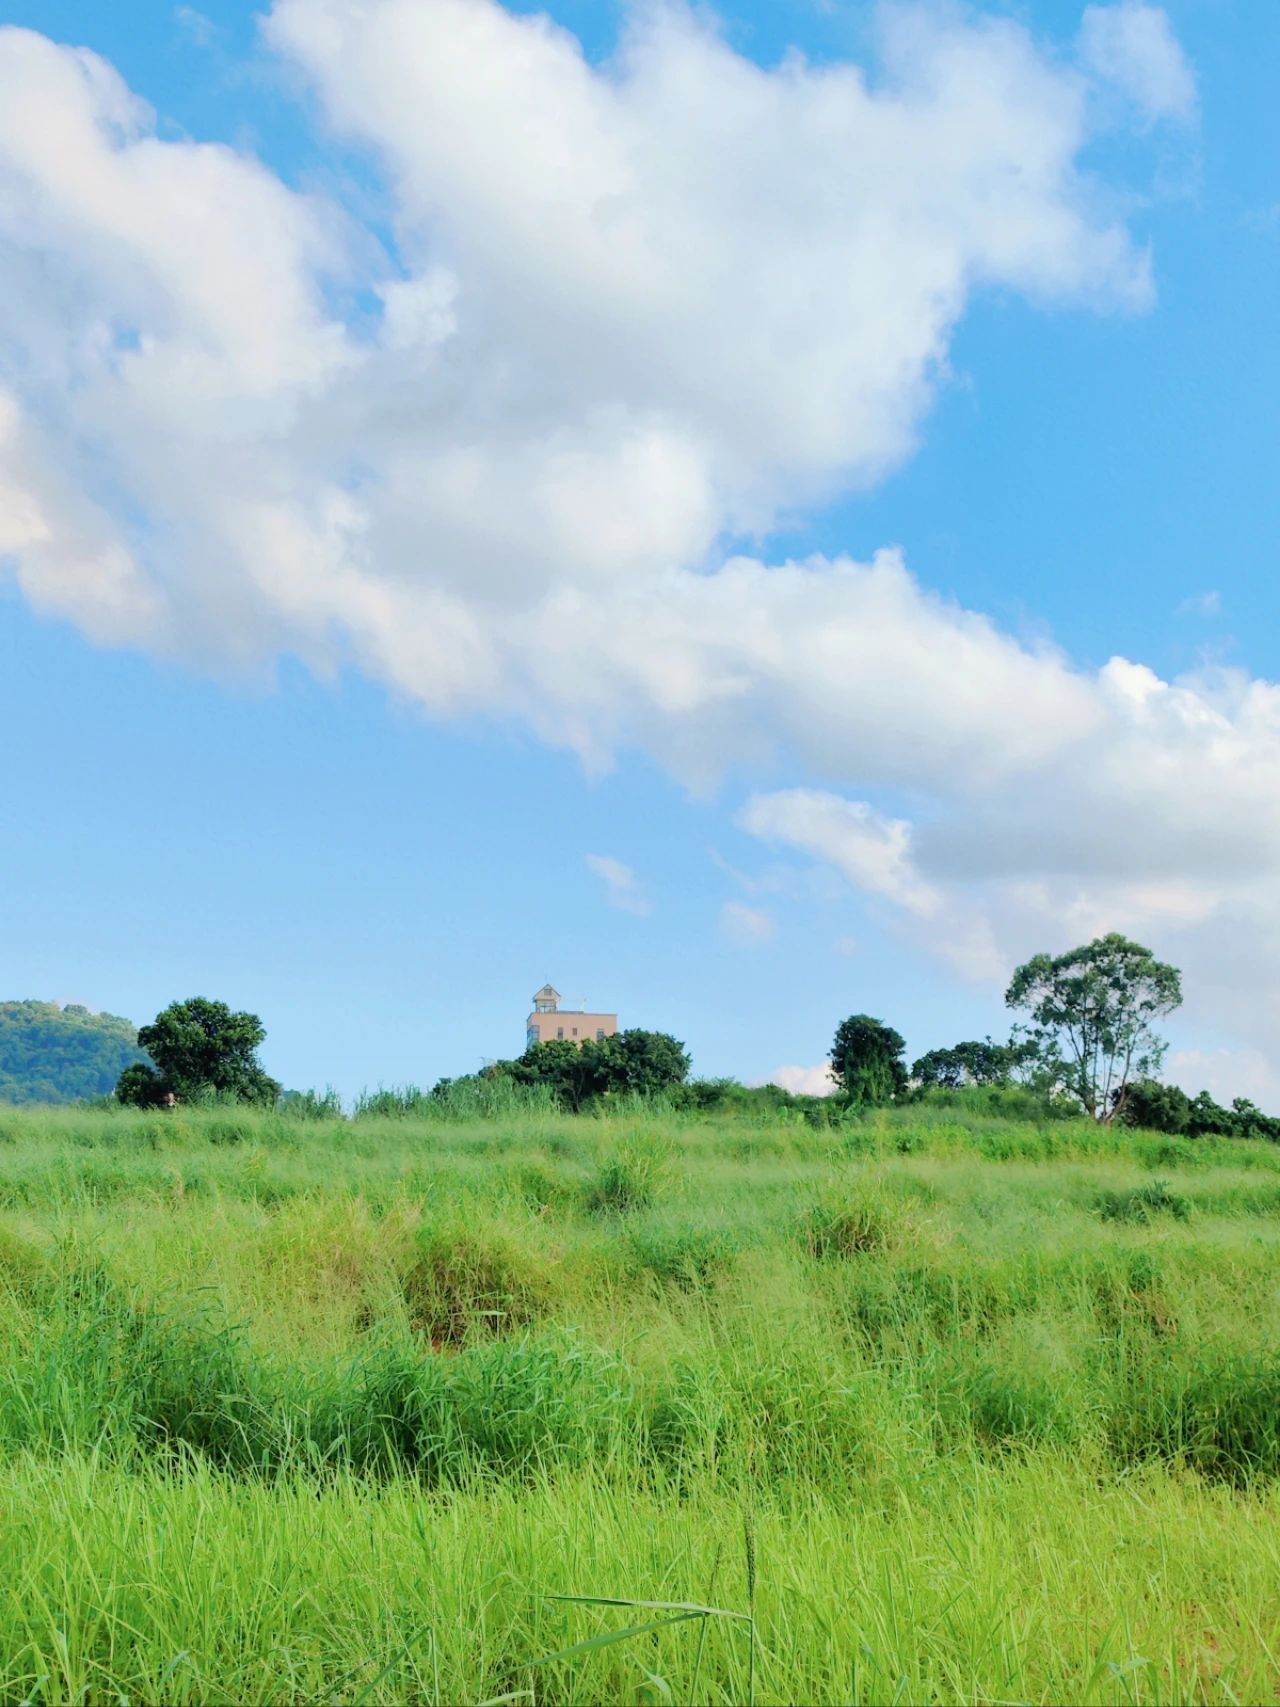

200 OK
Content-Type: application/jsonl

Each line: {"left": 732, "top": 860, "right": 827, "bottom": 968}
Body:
{"left": 596, "top": 1029, "right": 691, "bottom": 1097}
{"left": 911, "top": 1037, "right": 1025, "bottom": 1089}
{"left": 1005, "top": 934, "right": 1181, "bottom": 1122}
{"left": 829, "top": 1014, "right": 908, "bottom": 1106}
{"left": 509, "top": 1038, "right": 606, "bottom": 1111}
{"left": 116, "top": 997, "right": 280, "bottom": 1106}
{"left": 1116, "top": 1077, "right": 1193, "bottom": 1133}
{"left": 502, "top": 1027, "right": 691, "bottom": 1111}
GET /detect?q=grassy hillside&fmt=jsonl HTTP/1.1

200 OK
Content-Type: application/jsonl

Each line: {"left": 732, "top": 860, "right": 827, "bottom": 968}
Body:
{"left": 0, "top": 999, "right": 146, "bottom": 1104}
{"left": 2, "top": 1099, "right": 1279, "bottom": 1701}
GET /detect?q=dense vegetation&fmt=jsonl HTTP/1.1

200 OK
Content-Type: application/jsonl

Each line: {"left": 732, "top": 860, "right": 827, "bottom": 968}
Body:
{"left": 0, "top": 999, "right": 146, "bottom": 1104}
{"left": 2, "top": 1095, "right": 1279, "bottom": 1701}
{"left": 115, "top": 996, "right": 282, "bottom": 1107}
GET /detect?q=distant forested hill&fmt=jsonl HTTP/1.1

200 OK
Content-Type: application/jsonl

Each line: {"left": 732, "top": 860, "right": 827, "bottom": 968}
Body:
{"left": 0, "top": 1001, "right": 148, "bottom": 1104}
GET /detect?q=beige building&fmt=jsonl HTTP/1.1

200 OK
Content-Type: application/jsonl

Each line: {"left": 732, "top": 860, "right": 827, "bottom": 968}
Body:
{"left": 526, "top": 985, "right": 617, "bottom": 1049}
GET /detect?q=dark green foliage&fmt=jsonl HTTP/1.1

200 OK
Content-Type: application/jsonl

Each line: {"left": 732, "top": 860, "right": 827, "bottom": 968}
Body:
{"left": 0, "top": 1000, "right": 147, "bottom": 1105}
{"left": 1117, "top": 1077, "right": 1193, "bottom": 1133}
{"left": 596, "top": 1028, "right": 691, "bottom": 1096}
{"left": 455, "top": 1028, "right": 692, "bottom": 1114}
{"left": 911, "top": 1038, "right": 1025, "bottom": 1089}
{"left": 1117, "top": 1079, "right": 1280, "bottom": 1143}
{"left": 829, "top": 1014, "right": 908, "bottom": 1106}
{"left": 118, "top": 997, "right": 280, "bottom": 1107}
{"left": 1005, "top": 934, "right": 1182, "bottom": 1120}
{"left": 1097, "top": 1180, "right": 1191, "bottom": 1223}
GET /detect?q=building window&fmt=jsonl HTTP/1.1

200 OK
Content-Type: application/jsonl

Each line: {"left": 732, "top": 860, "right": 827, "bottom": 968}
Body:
{"left": 557, "top": 1027, "right": 564, "bottom": 1039}
{"left": 572, "top": 1028, "right": 578, "bottom": 1037}
{"left": 596, "top": 1029, "right": 605, "bottom": 1040}
{"left": 527, "top": 1026, "right": 539, "bottom": 1046}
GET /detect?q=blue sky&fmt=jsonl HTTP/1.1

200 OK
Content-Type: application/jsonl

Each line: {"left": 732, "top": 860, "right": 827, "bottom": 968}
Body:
{"left": 1, "top": 0, "right": 1278, "bottom": 1099}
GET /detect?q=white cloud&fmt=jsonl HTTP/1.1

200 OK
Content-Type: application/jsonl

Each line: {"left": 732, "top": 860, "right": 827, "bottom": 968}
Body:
{"left": 0, "top": 1, "right": 1162, "bottom": 740}
{"left": 766, "top": 1063, "right": 837, "bottom": 1097}
{"left": 1080, "top": 2, "right": 1197, "bottom": 124}
{"left": 7, "top": 4, "right": 1275, "bottom": 1069}
{"left": 740, "top": 791, "right": 941, "bottom": 917}
{"left": 585, "top": 852, "right": 651, "bottom": 916}
{"left": 720, "top": 901, "right": 775, "bottom": 947}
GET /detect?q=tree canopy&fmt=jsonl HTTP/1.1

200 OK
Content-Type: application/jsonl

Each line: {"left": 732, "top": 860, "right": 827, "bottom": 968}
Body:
{"left": 911, "top": 1038, "right": 1031, "bottom": 1090}
{"left": 437, "top": 1027, "right": 691, "bottom": 1113}
{"left": 829, "top": 1014, "right": 908, "bottom": 1106}
{"left": 0, "top": 1000, "right": 147, "bottom": 1104}
{"left": 1005, "top": 934, "right": 1182, "bottom": 1121}
{"left": 116, "top": 997, "right": 280, "bottom": 1106}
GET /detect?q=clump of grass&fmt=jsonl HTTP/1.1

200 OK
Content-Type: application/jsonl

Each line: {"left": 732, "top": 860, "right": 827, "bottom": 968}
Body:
{"left": 511, "top": 1160, "right": 578, "bottom": 1216}
{"left": 801, "top": 1200, "right": 891, "bottom": 1258}
{"left": 799, "top": 1181, "right": 915, "bottom": 1259}
{"left": 583, "top": 1138, "right": 672, "bottom": 1216}
{"left": 0, "top": 1223, "right": 48, "bottom": 1299}
{"left": 625, "top": 1223, "right": 739, "bottom": 1291}
{"left": 400, "top": 1224, "right": 552, "bottom": 1348}
{"left": 1097, "top": 1179, "right": 1191, "bottom": 1224}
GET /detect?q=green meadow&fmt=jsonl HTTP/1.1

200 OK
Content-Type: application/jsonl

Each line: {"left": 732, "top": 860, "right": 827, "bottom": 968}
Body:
{"left": 3, "top": 1098, "right": 1280, "bottom": 1703}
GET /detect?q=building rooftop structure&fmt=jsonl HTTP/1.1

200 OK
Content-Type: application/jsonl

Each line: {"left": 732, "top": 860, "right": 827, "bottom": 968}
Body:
{"left": 526, "top": 984, "right": 617, "bottom": 1050}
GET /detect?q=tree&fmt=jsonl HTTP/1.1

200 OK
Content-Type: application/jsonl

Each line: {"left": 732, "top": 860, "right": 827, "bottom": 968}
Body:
{"left": 911, "top": 1038, "right": 1023, "bottom": 1090}
{"left": 116, "top": 997, "right": 280, "bottom": 1106}
{"left": 510, "top": 1037, "right": 606, "bottom": 1111}
{"left": 1004, "top": 934, "right": 1181, "bottom": 1122}
{"left": 830, "top": 1014, "right": 908, "bottom": 1106}
{"left": 507, "top": 1027, "right": 691, "bottom": 1110}
{"left": 596, "top": 1029, "right": 691, "bottom": 1097}
{"left": 1115, "top": 1077, "right": 1192, "bottom": 1134}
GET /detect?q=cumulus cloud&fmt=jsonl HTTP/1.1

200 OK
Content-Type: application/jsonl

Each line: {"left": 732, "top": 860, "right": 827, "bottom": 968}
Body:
{"left": 5, "top": 2, "right": 1274, "bottom": 1081}
{"left": 766, "top": 1064, "right": 837, "bottom": 1097}
{"left": 0, "top": 0, "right": 1166, "bottom": 740}
{"left": 586, "top": 853, "right": 651, "bottom": 916}
{"left": 739, "top": 708, "right": 1280, "bottom": 1082}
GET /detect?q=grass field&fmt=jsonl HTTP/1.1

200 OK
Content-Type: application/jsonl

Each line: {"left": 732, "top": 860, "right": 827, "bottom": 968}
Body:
{"left": 2, "top": 1097, "right": 1279, "bottom": 1703}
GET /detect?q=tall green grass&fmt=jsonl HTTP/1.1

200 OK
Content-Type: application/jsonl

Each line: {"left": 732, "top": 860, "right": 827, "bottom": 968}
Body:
{"left": 3, "top": 1101, "right": 1280, "bottom": 1700}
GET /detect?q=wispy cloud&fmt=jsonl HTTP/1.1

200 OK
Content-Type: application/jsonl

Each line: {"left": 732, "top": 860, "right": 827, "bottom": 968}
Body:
{"left": 720, "top": 901, "right": 775, "bottom": 946}
{"left": 1177, "top": 589, "right": 1221, "bottom": 617}
{"left": 174, "top": 6, "right": 217, "bottom": 48}
{"left": 585, "top": 853, "right": 651, "bottom": 917}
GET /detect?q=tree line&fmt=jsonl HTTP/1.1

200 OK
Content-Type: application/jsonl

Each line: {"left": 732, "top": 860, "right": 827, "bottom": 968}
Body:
{"left": 102, "top": 933, "right": 1279, "bottom": 1140}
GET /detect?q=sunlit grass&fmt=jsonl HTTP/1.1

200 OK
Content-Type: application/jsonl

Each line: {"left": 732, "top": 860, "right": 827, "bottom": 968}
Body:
{"left": 2, "top": 1100, "right": 1280, "bottom": 1700}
